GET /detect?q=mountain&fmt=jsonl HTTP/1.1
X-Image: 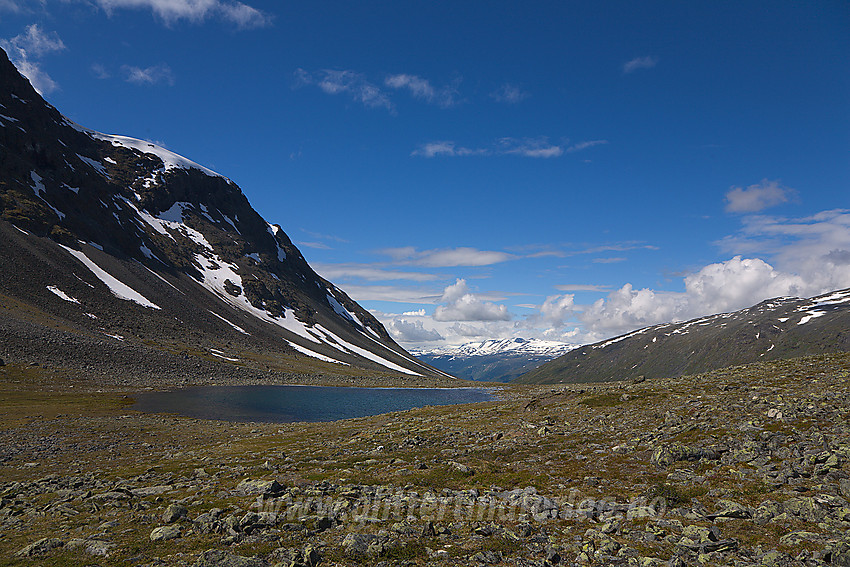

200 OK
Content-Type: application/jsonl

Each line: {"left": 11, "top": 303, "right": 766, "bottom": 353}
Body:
{"left": 517, "top": 288, "right": 850, "bottom": 384}
{"left": 410, "top": 338, "right": 576, "bottom": 382}
{"left": 0, "top": 48, "right": 449, "bottom": 384}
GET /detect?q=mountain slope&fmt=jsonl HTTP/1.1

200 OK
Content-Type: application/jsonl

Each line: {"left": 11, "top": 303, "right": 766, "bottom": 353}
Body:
{"left": 517, "top": 289, "right": 850, "bottom": 384}
{"left": 0, "top": 48, "right": 449, "bottom": 383}
{"left": 411, "top": 338, "right": 576, "bottom": 382}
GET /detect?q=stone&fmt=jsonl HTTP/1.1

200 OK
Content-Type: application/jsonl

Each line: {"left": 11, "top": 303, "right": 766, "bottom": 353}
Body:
{"left": 711, "top": 500, "right": 752, "bottom": 520}
{"left": 150, "top": 525, "right": 181, "bottom": 541}
{"left": 131, "top": 485, "right": 174, "bottom": 497}
{"left": 840, "top": 478, "right": 850, "bottom": 499}
{"left": 16, "top": 537, "right": 64, "bottom": 556}
{"left": 754, "top": 500, "right": 782, "bottom": 525}
{"left": 342, "top": 533, "right": 377, "bottom": 557}
{"left": 779, "top": 531, "right": 822, "bottom": 546}
{"left": 234, "top": 478, "right": 284, "bottom": 497}
{"left": 66, "top": 538, "right": 117, "bottom": 557}
{"left": 163, "top": 503, "right": 188, "bottom": 523}
{"left": 682, "top": 525, "right": 712, "bottom": 543}
{"left": 192, "top": 549, "right": 266, "bottom": 567}
{"left": 302, "top": 544, "right": 321, "bottom": 567}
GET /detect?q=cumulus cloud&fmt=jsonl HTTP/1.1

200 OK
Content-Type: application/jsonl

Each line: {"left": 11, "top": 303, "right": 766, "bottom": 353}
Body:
{"left": 122, "top": 63, "right": 175, "bottom": 85}
{"left": 623, "top": 56, "right": 658, "bottom": 73}
{"left": 433, "top": 279, "right": 512, "bottom": 322}
{"left": 384, "top": 73, "right": 460, "bottom": 107}
{"left": 389, "top": 319, "right": 443, "bottom": 342}
{"left": 724, "top": 179, "right": 796, "bottom": 213}
{"left": 720, "top": 209, "right": 850, "bottom": 292}
{"left": 538, "top": 294, "right": 576, "bottom": 327}
{"left": 378, "top": 246, "right": 515, "bottom": 268}
{"left": 294, "top": 68, "right": 393, "bottom": 112}
{"left": 490, "top": 83, "right": 528, "bottom": 104}
{"left": 95, "top": 0, "right": 272, "bottom": 28}
{"left": 1, "top": 24, "right": 65, "bottom": 95}
{"left": 579, "top": 255, "right": 823, "bottom": 336}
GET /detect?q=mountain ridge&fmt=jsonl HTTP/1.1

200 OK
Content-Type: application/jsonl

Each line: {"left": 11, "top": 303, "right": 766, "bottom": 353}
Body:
{"left": 0, "top": 47, "right": 450, "bottom": 383}
{"left": 517, "top": 288, "right": 850, "bottom": 384}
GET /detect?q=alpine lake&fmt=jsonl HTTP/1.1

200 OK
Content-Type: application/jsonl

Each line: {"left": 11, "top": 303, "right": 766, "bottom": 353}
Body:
{"left": 131, "top": 384, "right": 496, "bottom": 423}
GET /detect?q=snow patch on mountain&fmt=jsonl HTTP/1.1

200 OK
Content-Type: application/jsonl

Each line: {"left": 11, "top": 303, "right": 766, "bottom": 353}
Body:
{"left": 60, "top": 245, "right": 160, "bottom": 310}
{"left": 47, "top": 285, "right": 79, "bottom": 304}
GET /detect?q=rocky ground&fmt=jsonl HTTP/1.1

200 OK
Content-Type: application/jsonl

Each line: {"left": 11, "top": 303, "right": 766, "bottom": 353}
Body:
{"left": 1, "top": 353, "right": 849, "bottom": 566}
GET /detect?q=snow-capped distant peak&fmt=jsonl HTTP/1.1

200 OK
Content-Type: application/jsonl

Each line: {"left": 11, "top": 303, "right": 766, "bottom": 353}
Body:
{"left": 412, "top": 337, "right": 577, "bottom": 358}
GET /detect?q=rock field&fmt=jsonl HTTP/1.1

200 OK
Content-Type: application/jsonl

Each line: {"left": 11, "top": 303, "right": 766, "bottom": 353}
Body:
{"left": 1, "top": 353, "right": 849, "bottom": 566}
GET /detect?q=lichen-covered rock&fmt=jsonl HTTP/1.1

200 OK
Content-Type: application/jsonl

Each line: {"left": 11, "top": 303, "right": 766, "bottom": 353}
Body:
{"left": 234, "top": 478, "right": 284, "bottom": 497}
{"left": 150, "top": 525, "right": 181, "bottom": 541}
{"left": 163, "top": 503, "right": 188, "bottom": 523}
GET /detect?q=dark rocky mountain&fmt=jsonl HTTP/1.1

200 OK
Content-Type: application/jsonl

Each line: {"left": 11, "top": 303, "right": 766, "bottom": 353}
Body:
{"left": 0, "top": 48, "right": 449, "bottom": 384}
{"left": 517, "top": 289, "right": 850, "bottom": 384}
{"left": 410, "top": 338, "right": 575, "bottom": 382}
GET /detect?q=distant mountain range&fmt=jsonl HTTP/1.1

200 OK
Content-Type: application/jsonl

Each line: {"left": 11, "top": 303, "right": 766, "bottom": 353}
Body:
{"left": 0, "top": 47, "right": 448, "bottom": 382}
{"left": 411, "top": 338, "right": 576, "bottom": 382}
{"left": 517, "top": 288, "right": 850, "bottom": 384}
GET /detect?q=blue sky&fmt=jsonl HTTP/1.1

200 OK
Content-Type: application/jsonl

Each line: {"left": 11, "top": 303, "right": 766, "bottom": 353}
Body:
{"left": 2, "top": 1, "right": 849, "bottom": 348}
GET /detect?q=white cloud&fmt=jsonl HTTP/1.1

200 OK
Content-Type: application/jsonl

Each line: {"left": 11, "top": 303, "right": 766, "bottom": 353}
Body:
{"left": 623, "top": 56, "right": 658, "bottom": 73}
{"left": 1, "top": 24, "right": 65, "bottom": 95}
{"left": 579, "top": 284, "right": 684, "bottom": 335}
{"left": 724, "top": 179, "right": 796, "bottom": 213}
{"left": 412, "top": 137, "right": 607, "bottom": 159}
{"left": 389, "top": 319, "right": 444, "bottom": 342}
{"left": 122, "top": 63, "right": 175, "bottom": 85}
{"left": 294, "top": 68, "right": 394, "bottom": 112}
{"left": 592, "top": 257, "right": 626, "bottom": 264}
{"left": 498, "top": 137, "right": 563, "bottom": 158}
{"left": 450, "top": 323, "right": 489, "bottom": 337}
{"left": 335, "top": 284, "right": 442, "bottom": 304}
{"left": 719, "top": 209, "right": 850, "bottom": 292}
{"left": 538, "top": 294, "right": 576, "bottom": 327}
{"left": 433, "top": 279, "right": 512, "bottom": 322}
{"left": 297, "top": 241, "right": 332, "bottom": 250}
{"left": 378, "top": 246, "right": 515, "bottom": 268}
{"left": 312, "top": 262, "right": 438, "bottom": 282}
{"left": 95, "top": 0, "right": 271, "bottom": 28}
{"left": 0, "top": 1, "right": 23, "bottom": 13}
{"left": 91, "top": 63, "right": 110, "bottom": 79}
{"left": 410, "top": 141, "right": 485, "bottom": 158}
{"left": 567, "top": 140, "right": 608, "bottom": 153}
{"left": 217, "top": 1, "right": 270, "bottom": 28}
{"left": 384, "top": 73, "right": 460, "bottom": 107}
{"left": 490, "top": 83, "right": 528, "bottom": 104}
{"left": 554, "top": 284, "right": 612, "bottom": 292}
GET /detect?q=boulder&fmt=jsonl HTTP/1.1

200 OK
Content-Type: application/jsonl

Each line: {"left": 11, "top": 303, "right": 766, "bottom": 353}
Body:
{"left": 150, "top": 525, "right": 181, "bottom": 541}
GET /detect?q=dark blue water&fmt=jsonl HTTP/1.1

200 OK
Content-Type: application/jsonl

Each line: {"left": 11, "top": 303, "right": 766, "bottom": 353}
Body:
{"left": 131, "top": 385, "right": 495, "bottom": 423}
